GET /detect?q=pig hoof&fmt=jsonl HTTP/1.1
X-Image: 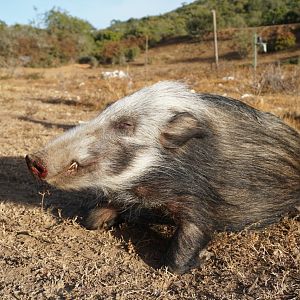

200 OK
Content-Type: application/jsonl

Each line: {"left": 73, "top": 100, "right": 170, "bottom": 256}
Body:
{"left": 166, "top": 261, "right": 198, "bottom": 275}
{"left": 84, "top": 206, "right": 119, "bottom": 230}
{"left": 165, "top": 257, "right": 200, "bottom": 275}
{"left": 199, "top": 249, "right": 214, "bottom": 263}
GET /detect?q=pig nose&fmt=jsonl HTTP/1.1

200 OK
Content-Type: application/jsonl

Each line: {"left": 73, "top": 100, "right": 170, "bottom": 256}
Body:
{"left": 25, "top": 154, "right": 48, "bottom": 179}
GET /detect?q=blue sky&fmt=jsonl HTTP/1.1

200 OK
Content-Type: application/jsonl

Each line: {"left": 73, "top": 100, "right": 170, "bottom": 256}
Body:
{"left": 0, "top": 0, "right": 194, "bottom": 29}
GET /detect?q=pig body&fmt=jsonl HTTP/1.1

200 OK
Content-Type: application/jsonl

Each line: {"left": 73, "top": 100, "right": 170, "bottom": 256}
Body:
{"left": 26, "top": 81, "right": 300, "bottom": 274}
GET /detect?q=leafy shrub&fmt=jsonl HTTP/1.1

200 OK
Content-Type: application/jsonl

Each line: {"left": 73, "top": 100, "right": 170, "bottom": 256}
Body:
{"left": 97, "top": 41, "right": 124, "bottom": 64}
{"left": 274, "top": 31, "right": 296, "bottom": 51}
{"left": 232, "top": 30, "right": 253, "bottom": 58}
{"left": 268, "top": 29, "right": 296, "bottom": 52}
{"left": 124, "top": 46, "right": 140, "bottom": 62}
{"left": 94, "top": 30, "right": 123, "bottom": 42}
{"left": 186, "top": 11, "right": 212, "bottom": 36}
{"left": 96, "top": 39, "right": 141, "bottom": 65}
{"left": 0, "top": 9, "right": 97, "bottom": 68}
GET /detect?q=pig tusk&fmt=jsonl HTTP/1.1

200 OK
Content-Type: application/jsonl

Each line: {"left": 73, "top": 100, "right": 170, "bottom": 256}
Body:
{"left": 68, "top": 161, "right": 78, "bottom": 171}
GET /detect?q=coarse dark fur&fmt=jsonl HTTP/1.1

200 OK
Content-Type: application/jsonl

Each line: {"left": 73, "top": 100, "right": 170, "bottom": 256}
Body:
{"left": 26, "top": 81, "right": 300, "bottom": 274}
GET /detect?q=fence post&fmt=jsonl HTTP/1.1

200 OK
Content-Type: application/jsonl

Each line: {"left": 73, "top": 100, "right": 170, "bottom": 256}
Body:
{"left": 212, "top": 10, "right": 219, "bottom": 70}
{"left": 145, "top": 34, "right": 149, "bottom": 81}
{"left": 253, "top": 32, "right": 257, "bottom": 71}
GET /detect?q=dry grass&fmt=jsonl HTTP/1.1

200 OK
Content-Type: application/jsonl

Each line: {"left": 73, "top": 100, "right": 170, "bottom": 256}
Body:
{"left": 0, "top": 34, "right": 299, "bottom": 299}
{"left": 253, "top": 64, "right": 299, "bottom": 95}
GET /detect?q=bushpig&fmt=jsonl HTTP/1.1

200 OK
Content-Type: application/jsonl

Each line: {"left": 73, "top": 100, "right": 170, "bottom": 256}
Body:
{"left": 25, "top": 81, "right": 300, "bottom": 274}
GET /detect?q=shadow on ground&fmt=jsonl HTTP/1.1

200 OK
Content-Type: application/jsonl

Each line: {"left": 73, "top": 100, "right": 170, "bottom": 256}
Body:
{"left": 18, "top": 116, "right": 75, "bottom": 130}
{"left": 171, "top": 51, "right": 241, "bottom": 64}
{"left": 113, "top": 223, "right": 171, "bottom": 269}
{"left": 0, "top": 155, "right": 171, "bottom": 270}
{"left": 172, "top": 52, "right": 300, "bottom": 66}
{"left": 33, "top": 97, "right": 95, "bottom": 108}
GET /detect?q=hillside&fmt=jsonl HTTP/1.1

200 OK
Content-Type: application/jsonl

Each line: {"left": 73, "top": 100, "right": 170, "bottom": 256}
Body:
{"left": 106, "top": 0, "right": 300, "bottom": 41}
{"left": 0, "top": 0, "right": 299, "bottom": 67}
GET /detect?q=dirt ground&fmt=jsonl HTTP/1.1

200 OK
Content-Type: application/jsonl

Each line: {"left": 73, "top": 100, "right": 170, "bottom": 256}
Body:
{"left": 0, "top": 40, "right": 300, "bottom": 300}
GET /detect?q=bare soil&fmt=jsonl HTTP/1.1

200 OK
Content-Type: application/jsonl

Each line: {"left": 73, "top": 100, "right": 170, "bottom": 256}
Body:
{"left": 0, "top": 38, "right": 299, "bottom": 299}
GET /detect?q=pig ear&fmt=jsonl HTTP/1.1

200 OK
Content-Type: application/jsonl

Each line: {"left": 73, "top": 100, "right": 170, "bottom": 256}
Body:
{"left": 160, "top": 112, "right": 208, "bottom": 149}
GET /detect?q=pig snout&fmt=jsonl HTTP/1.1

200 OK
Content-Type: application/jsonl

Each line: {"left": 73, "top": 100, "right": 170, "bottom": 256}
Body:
{"left": 25, "top": 154, "right": 48, "bottom": 179}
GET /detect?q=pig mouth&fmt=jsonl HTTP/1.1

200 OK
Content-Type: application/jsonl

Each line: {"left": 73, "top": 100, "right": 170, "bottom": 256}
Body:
{"left": 48, "top": 160, "right": 80, "bottom": 180}
{"left": 49, "top": 160, "right": 96, "bottom": 181}
{"left": 25, "top": 156, "right": 48, "bottom": 179}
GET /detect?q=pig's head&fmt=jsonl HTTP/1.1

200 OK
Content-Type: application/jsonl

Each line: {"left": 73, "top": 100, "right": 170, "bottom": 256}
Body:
{"left": 25, "top": 81, "right": 209, "bottom": 194}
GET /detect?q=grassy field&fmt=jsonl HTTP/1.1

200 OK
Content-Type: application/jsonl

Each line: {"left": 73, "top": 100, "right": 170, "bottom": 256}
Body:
{"left": 0, "top": 34, "right": 299, "bottom": 299}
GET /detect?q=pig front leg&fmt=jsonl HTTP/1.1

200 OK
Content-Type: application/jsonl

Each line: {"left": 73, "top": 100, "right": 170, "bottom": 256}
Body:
{"left": 84, "top": 204, "right": 173, "bottom": 230}
{"left": 165, "top": 221, "right": 210, "bottom": 274}
{"left": 84, "top": 204, "right": 120, "bottom": 230}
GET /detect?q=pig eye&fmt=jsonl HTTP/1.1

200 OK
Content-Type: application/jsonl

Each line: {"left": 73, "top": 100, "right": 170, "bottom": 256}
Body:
{"left": 115, "top": 120, "right": 135, "bottom": 133}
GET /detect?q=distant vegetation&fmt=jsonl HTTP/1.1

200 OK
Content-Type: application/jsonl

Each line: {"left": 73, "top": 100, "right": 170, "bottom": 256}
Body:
{"left": 0, "top": 0, "right": 299, "bottom": 67}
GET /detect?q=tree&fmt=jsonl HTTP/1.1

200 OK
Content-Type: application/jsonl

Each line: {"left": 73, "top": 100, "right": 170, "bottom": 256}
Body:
{"left": 0, "top": 20, "right": 6, "bottom": 30}
{"left": 186, "top": 11, "right": 212, "bottom": 36}
{"left": 43, "top": 8, "right": 96, "bottom": 58}
{"left": 44, "top": 8, "right": 94, "bottom": 35}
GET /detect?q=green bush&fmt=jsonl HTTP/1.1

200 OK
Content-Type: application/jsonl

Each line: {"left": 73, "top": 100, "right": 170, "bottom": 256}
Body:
{"left": 124, "top": 46, "right": 140, "bottom": 62}
{"left": 274, "top": 31, "right": 296, "bottom": 51}
{"left": 268, "top": 29, "right": 296, "bottom": 52}
{"left": 232, "top": 30, "right": 253, "bottom": 58}
{"left": 95, "top": 39, "right": 141, "bottom": 65}
{"left": 186, "top": 12, "right": 212, "bottom": 36}
{"left": 94, "top": 30, "right": 123, "bottom": 42}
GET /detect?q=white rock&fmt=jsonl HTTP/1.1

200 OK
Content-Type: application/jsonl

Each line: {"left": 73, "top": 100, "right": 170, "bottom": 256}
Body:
{"left": 101, "top": 70, "right": 129, "bottom": 79}
{"left": 222, "top": 76, "right": 235, "bottom": 81}
{"left": 241, "top": 94, "right": 253, "bottom": 99}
